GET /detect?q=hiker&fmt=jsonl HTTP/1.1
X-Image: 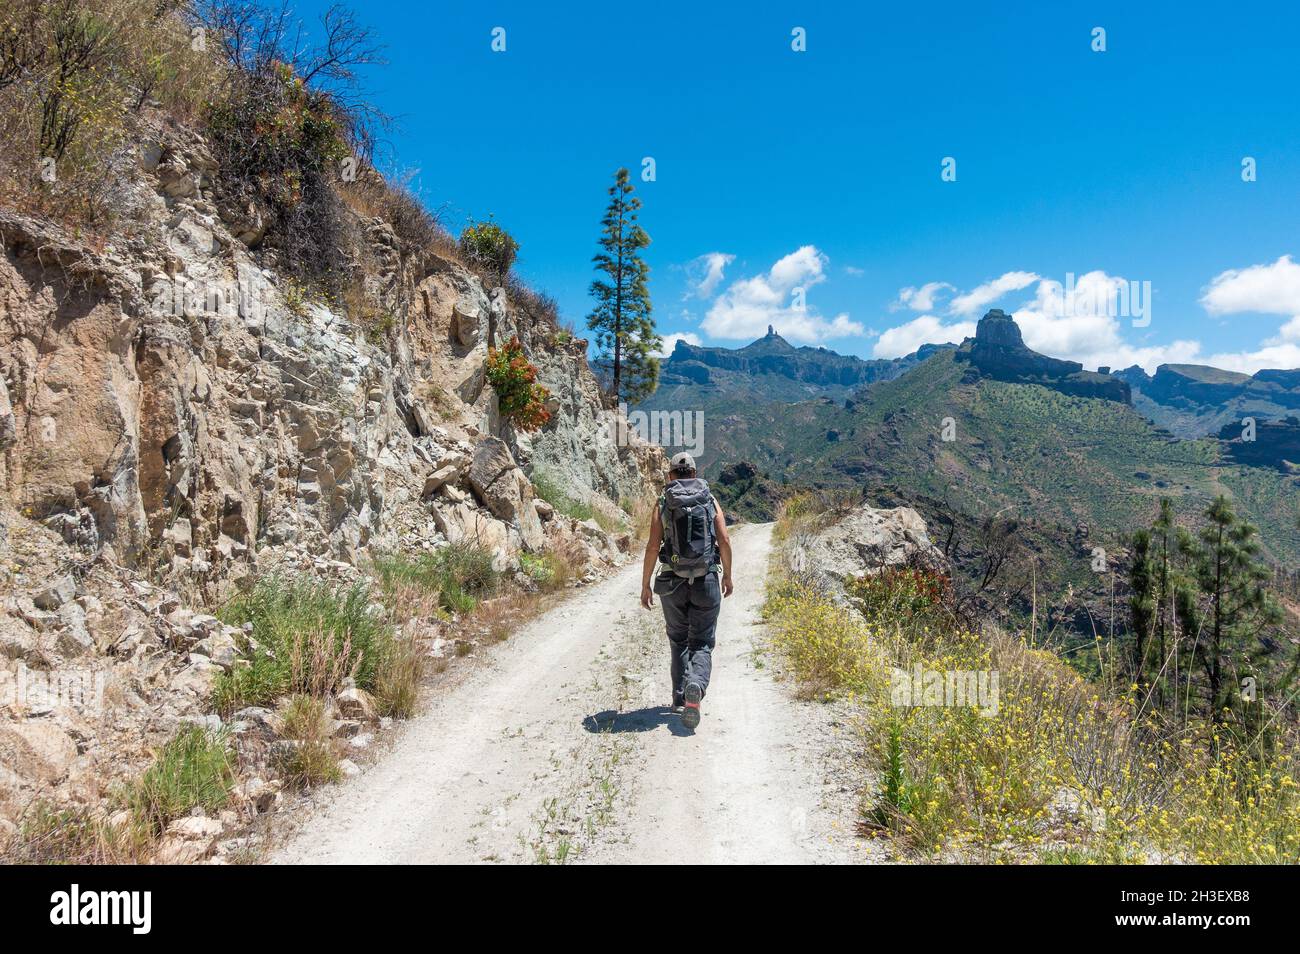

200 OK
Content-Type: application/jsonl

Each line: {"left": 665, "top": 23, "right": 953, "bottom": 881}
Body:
{"left": 640, "top": 452, "right": 733, "bottom": 729}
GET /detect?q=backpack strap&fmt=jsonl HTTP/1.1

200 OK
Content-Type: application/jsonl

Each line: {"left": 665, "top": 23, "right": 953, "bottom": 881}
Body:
{"left": 658, "top": 492, "right": 675, "bottom": 566}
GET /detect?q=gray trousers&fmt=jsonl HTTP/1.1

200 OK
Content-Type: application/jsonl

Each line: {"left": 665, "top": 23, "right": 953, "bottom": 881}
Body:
{"left": 658, "top": 571, "right": 721, "bottom": 701}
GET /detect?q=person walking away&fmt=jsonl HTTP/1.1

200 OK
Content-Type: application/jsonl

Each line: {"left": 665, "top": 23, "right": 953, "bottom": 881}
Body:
{"left": 640, "top": 453, "right": 733, "bottom": 729}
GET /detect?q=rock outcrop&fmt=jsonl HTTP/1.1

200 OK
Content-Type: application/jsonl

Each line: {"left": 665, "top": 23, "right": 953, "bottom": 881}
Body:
{"left": 791, "top": 503, "right": 945, "bottom": 590}
{"left": 0, "top": 118, "right": 665, "bottom": 830}
{"left": 957, "top": 310, "right": 1131, "bottom": 404}
{"left": 1218, "top": 416, "right": 1300, "bottom": 470}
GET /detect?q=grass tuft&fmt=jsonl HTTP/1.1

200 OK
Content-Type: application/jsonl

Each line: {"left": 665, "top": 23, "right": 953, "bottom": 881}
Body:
{"left": 126, "top": 725, "right": 236, "bottom": 836}
{"left": 213, "top": 577, "right": 390, "bottom": 714}
{"left": 372, "top": 543, "right": 499, "bottom": 618}
{"left": 276, "top": 695, "right": 342, "bottom": 788}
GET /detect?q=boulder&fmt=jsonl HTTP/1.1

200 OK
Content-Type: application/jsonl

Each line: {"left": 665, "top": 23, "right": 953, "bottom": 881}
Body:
{"left": 0, "top": 721, "right": 79, "bottom": 784}
{"left": 154, "top": 835, "right": 211, "bottom": 864}
{"left": 467, "top": 438, "right": 543, "bottom": 550}
{"left": 167, "top": 814, "right": 224, "bottom": 839}
{"left": 170, "top": 654, "right": 221, "bottom": 697}
{"left": 422, "top": 457, "right": 467, "bottom": 497}
{"left": 33, "top": 574, "right": 77, "bottom": 610}
{"left": 798, "top": 504, "right": 944, "bottom": 585}
{"left": 336, "top": 686, "right": 377, "bottom": 721}
{"left": 451, "top": 297, "right": 482, "bottom": 347}
{"left": 193, "top": 627, "right": 240, "bottom": 671}
{"left": 430, "top": 502, "right": 511, "bottom": 555}
{"left": 55, "top": 603, "right": 95, "bottom": 656}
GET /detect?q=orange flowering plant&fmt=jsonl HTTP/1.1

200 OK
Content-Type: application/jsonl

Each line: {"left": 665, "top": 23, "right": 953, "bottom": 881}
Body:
{"left": 486, "top": 336, "right": 551, "bottom": 432}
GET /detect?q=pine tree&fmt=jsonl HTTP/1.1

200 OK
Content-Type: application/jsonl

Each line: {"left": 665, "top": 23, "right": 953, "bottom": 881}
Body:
{"left": 1145, "top": 499, "right": 1189, "bottom": 713}
{"left": 1179, "top": 496, "right": 1284, "bottom": 732}
{"left": 586, "top": 168, "right": 660, "bottom": 404}
{"left": 1128, "top": 527, "right": 1156, "bottom": 691}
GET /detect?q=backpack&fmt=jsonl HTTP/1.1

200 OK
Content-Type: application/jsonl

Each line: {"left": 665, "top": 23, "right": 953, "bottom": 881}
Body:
{"left": 659, "top": 478, "right": 718, "bottom": 577}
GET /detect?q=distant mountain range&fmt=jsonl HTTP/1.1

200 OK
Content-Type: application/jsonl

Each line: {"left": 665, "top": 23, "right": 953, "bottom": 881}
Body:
{"left": 635, "top": 310, "right": 1300, "bottom": 580}
{"left": 1115, "top": 362, "right": 1300, "bottom": 439}
{"left": 650, "top": 325, "right": 951, "bottom": 404}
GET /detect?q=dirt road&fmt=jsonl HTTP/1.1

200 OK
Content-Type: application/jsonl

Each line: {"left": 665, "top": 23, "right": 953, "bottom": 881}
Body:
{"left": 272, "top": 523, "right": 871, "bottom": 864}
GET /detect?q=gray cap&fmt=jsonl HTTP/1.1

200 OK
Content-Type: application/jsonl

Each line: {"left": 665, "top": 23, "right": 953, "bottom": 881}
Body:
{"left": 670, "top": 452, "right": 696, "bottom": 472}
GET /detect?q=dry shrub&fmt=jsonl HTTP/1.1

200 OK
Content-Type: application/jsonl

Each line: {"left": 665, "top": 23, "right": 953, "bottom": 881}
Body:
{"left": 0, "top": 0, "right": 219, "bottom": 229}
{"left": 288, "top": 625, "right": 360, "bottom": 698}
{"left": 375, "top": 633, "right": 424, "bottom": 719}
{"left": 275, "top": 695, "right": 341, "bottom": 788}
{"left": 2, "top": 802, "right": 146, "bottom": 864}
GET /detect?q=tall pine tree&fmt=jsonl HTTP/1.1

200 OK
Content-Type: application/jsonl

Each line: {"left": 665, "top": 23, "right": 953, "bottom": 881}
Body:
{"left": 587, "top": 168, "right": 660, "bottom": 404}
{"left": 1178, "top": 496, "right": 1284, "bottom": 732}
{"left": 1129, "top": 499, "right": 1192, "bottom": 711}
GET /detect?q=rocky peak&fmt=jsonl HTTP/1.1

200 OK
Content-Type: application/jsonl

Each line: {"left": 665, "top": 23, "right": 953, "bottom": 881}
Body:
{"left": 959, "top": 309, "right": 1130, "bottom": 404}
{"left": 974, "top": 309, "right": 1025, "bottom": 349}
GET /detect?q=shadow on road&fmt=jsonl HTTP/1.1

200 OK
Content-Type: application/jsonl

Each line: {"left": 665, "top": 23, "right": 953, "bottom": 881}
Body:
{"left": 583, "top": 706, "right": 693, "bottom": 737}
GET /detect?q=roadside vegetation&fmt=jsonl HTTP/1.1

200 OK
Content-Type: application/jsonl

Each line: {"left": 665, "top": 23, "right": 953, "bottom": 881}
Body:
{"left": 532, "top": 469, "right": 626, "bottom": 534}
{"left": 212, "top": 577, "right": 390, "bottom": 713}
{"left": 372, "top": 541, "right": 500, "bottom": 618}
{"left": 4, "top": 724, "right": 235, "bottom": 863}
{"left": 765, "top": 491, "right": 1300, "bottom": 863}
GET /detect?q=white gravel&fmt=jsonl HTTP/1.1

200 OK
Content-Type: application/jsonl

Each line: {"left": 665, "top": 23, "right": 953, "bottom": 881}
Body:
{"left": 272, "top": 523, "right": 878, "bottom": 864}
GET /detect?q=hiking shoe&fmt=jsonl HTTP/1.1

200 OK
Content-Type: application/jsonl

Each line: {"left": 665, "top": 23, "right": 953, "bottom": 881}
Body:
{"left": 681, "top": 682, "right": 703, "bottom": 730}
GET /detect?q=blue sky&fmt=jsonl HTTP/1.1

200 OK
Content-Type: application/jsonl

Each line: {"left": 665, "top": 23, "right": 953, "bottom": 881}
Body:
{"left": 298, "top": 0, "right": 1300, "bottom": 373}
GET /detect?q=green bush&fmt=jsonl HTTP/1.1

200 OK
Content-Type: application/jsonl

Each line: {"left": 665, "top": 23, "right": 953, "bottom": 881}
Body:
{"left": 126, "top": 725, "right": 235, "bottom": 835}
{"left": 372, "top": 543, "right": 499, "bottom": 616}
{"left": 458, "top": 218, "right": 519, "bottom": 276}
{"left": 531, "top": 470, "right": 595, "bottom": 521}
{"left": 213, "top": 577, "right": 391, "bottom": 713}
{"left": 520, "top": 551, "right": 571, "bottom": 590}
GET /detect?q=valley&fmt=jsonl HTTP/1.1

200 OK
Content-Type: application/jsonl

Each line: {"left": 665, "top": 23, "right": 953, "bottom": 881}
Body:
{"left": 636, "top": 311, "right": 1300, "bottom": 654}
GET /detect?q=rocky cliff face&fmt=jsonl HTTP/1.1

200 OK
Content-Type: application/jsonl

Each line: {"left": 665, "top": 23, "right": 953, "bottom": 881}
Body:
{"left": 958, "top": 310, "right": 1130, "bottom": 403}
{"left": 0, "top": 120, "right": 664, "bottom": 830}
{"left": 1218, "top": 417, "right": 1300, "bottom": 470}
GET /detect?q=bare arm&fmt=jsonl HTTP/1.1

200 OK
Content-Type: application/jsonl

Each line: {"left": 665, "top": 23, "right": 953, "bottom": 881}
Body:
{"left": 640, "top": 506, "right": 663, "bottom": 608}
{"left": 714, "top": 500, "right": 733, "bottom": 597}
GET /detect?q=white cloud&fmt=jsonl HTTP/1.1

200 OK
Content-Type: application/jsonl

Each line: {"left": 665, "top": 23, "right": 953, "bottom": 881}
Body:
{"left": 844, "top": 265, "right": 866, "bottom": 277}
{"left": 683, "top": 252, "right": 736, "bottom": 300}
{"left": 1200, "top": 255, "right": 1300, "bottom": 316}
{"left": 949, "top": 271, "right": 1040, "bottom": 316}
{"left": 873, "top": 315, "right": 975, "bottom": 358}
{"left": 879, "top": 259, "right": 1300, "bottom": 377}
{"left": 877, "top": 269, "right": 1198, "bottom": 372}
{"left": 702, "top": 246, "right": 865, "bottom": 344}
{"left": 653, "top": 331, "right": 702, "bottom": 358}
{"left": 1011, "top": 272, "right": 1199, "bottom": 372}
{"left": 894, "top": 281, "right": 953, "bottom": 312}
{"left": 1203, "top": 342, "right": 1300, "bottom": 374}
{"left": 1196, "top": 257, "right": 1300, "bottom": 372}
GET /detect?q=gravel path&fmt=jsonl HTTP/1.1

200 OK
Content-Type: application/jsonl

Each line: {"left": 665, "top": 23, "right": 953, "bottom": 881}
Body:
{"left": 272, "top": 523, "right": 876, "bottom": 864}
